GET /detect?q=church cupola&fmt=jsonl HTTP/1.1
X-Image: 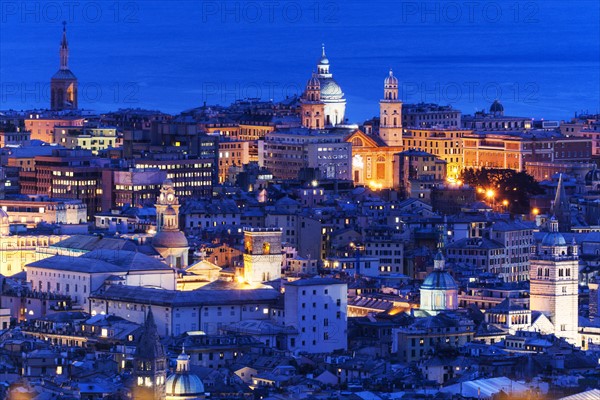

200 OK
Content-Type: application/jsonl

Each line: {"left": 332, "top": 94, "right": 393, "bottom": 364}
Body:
{"left": 317, "top": 44, "right": 331, "bottom": 76}
{"left": 384, "top": 69, "right": 398, "bottom": 100}
{"left": 304, "top": 73, "right": 321, "bottom": 102}
{"left": 379, "top": 68, "right": 402, "bottom": 146}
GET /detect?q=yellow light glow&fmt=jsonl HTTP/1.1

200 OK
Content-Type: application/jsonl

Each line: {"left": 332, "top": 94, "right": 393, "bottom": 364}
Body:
{"left": 486, "top": 189, "right": 495, "bottom": 198}
{"left": 532, "top": 208, "right": 540, "bottom": 215}
{"left": 502, "top": 200, "right": 509, "bottom": 206}
{"left": 477, "top": 187, "right": 485, "bottom": 194}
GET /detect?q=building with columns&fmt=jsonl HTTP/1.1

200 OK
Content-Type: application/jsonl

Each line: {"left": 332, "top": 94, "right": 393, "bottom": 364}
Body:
{"left": 50, "top": 23, "right": 78, "bottom": 111}
{"left": 529, "top": 217, "right": 580, "bottom": 345}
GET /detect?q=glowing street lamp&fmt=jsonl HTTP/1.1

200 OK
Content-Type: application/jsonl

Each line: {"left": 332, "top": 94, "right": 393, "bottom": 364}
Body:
{"left": 532, "top": 208, "right": 540, "bottom": 216}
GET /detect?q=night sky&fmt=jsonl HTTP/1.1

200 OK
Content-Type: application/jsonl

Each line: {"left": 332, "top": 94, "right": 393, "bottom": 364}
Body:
{"left": 1, "top": 0, "right": 599, "bottom": 121}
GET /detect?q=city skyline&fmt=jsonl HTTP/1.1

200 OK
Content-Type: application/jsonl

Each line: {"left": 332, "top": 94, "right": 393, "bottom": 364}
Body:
{"left": 1, "top": 2, "right": 600, "bottom": 399}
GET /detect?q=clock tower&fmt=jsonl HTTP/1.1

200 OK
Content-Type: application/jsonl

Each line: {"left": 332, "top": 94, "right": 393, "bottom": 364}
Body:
{"left": 152, "top": 179, "right": 189, "bottom": 268}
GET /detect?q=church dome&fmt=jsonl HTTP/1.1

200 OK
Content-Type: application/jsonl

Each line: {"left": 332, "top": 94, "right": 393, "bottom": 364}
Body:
{"left": 384, "top": 69, "right": 398, "bottom": 86}
{"left": 421, "top": 270, "right": 458, "bottom": 291}
{"left": 541, "top": 231, "right": 567, "bottom": 247}
{"left": 165, "top": 373, "right": 205, "bottom": 398}
{"left": 307, "top": 74, "right": 320, "bottom": 88}
{"left": 490, "top": 100, "right": 504, "bottom": 113}
{"left": 585, "top": 168, "right": 600, "bottom": 185}
{"left": 319, "top": 78, "right": 344, "bottom": 99}
{"left": 152, "top": 230, "right": 189, "bottom": 249}
{"left": 166, "top": 348, "right": 204, "bottom": 399}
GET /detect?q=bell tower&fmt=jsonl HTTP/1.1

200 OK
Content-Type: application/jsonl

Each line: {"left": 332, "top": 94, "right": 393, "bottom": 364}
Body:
{"left": 300, "top": 73, "right": 325, "bottom": 129}
{"left": 379, "top": 69, "right": 402, "bottom": 146}
{"left": 242, "top": 228, "right": 283, "bottom": 285}
{"left": 529, "top": 217, "right": 579, "bottom": 345}
{"left": 155, "top": 179, "right": 180, "bottom": 232}
{"left": 50, "top": 22, "right": 78, "bottom": 110}
{"left": 132, "top": 308, "right": 167, "bottom": 400}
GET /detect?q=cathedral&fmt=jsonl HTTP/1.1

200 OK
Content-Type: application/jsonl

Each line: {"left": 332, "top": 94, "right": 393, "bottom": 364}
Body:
{"left": 345, "top": 69, "right": 404, "bottom": 189}
{"left": 50, "top": 22, "right": 78, "bottom": 110}
{"left": 300, "top": 45, "right": 347, "bottom": 128}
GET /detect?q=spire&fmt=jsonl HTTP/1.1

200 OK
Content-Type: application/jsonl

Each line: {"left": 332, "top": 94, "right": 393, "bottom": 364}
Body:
{"left": 135, "top": 306, "right": 165, "bottom": 359}
{"left": 60, "top": 21, "right": 69, "bottom": 70}
{"left": 551, "top": 174, "right": 571, "bottom": 232}
{"left": 321, "top": 43, "right": 326, "bottom": 58}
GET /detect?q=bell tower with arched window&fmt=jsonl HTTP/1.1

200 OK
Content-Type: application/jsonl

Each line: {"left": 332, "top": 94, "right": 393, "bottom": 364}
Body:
{"left": 379, "top": 69, "right": 402, "bottom": 146}
{"left": 529, "top": 216, "right": 579, "bottom": 345}
{"left": 300, "top": 73, "right": 325, "bottom": 129}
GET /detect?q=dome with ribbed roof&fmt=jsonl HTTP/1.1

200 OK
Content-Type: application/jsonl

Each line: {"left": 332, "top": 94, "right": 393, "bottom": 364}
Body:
{"left": 166, "top": 348, "right": 205, "bottom": 399}
{"left": 384, "top": 69, "right": 398, "bottom": 86}
{"left": 166, "top": 374, "right": 205, "bottom": 399}
{"left": 490, "top": 100, "right": 504, "bottom": 113}
{"left": 541, "top": 232, "right": 567, "bottom": 247}
{"left": 421, "top": 270, "right": 458, "bottom": 291}
{"left": 319, "top": 78, "right": 344, "bottom": 99}
{"left": 152, "top": 230, "right": 189, "bottom": 249}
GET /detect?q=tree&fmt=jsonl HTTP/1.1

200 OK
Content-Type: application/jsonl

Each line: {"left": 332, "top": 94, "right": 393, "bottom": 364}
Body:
{"left": 460, "top": 168, "right": 543, "bottom": 214}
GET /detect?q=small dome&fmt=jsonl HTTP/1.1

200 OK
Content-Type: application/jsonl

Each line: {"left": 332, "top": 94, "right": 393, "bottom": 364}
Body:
{"left": 152, "top": 230, "right": 189, "bottom": 249}
{"left": 421, "top": 270, "right": 458, "bottom": 291}
{"left": 163, "top": 179, "right": 175, "bottom": 188}
{"left": 434, "top": 250, "right": 444, "bottom": 261}
{"left": 585, "top": 168, "right": 600, "bottom": 185}
{"left": 384, "top": 69, "right": 398, "bottom": 86}
{"left": 307, "top": 74, "right": 320, "bottom": 88}
{"left": 165, "top": 373, "right": 205, "bottom": 397}
{"left": 490, "top": 100, "right": 504, "bottom": 113}
{"left": 541, "top": 231, "right": 567, "bottom": 247}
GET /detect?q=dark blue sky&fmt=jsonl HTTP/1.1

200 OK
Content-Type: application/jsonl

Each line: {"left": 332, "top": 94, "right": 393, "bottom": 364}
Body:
{"left": 1, "top": 0, "right": 599, "bottom": 121}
